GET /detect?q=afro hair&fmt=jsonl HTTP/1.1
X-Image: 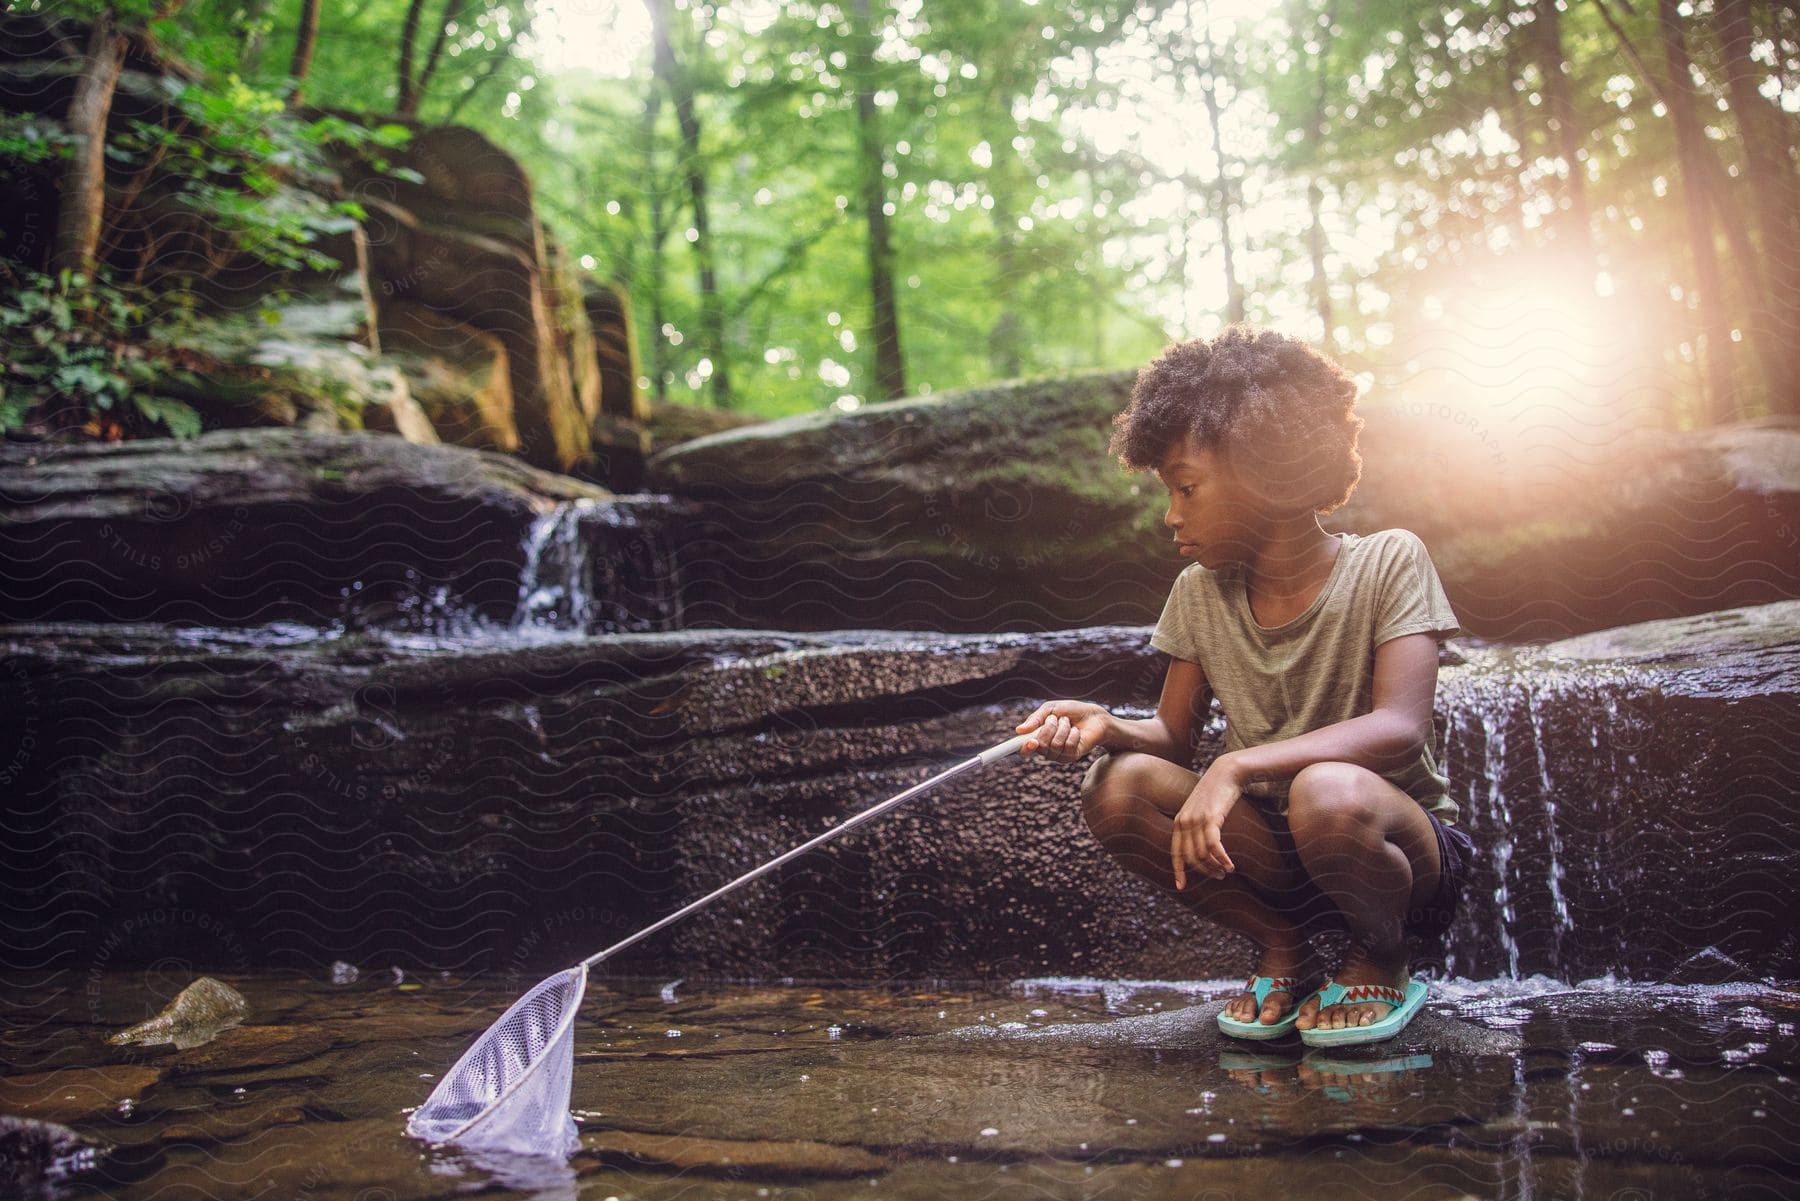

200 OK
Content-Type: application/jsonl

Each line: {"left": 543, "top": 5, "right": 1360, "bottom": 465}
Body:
{"left": 1109, "top": 325, "right": 1365, "bottom": 515}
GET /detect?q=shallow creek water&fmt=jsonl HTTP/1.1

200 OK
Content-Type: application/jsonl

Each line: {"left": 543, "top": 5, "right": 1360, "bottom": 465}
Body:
{"left": 4, "top": 971, "right": 1798, "bottom": 1199}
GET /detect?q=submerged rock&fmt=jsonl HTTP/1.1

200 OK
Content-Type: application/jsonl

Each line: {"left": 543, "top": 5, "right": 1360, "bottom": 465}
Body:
{"left": 108, "top": 978, "right": 248, "bottom": 1050}
{"left": 2, "top": 602, "right": 1794, "bottom": 983}
{"left": 0, "top": 1116, "right": 106, "bottom": 1200}
{"left": 160, "top": 1024, "right": 337, "bottom": 1076}
{"left": 579, "top": 1130, "right": 888, "bottom": 1179}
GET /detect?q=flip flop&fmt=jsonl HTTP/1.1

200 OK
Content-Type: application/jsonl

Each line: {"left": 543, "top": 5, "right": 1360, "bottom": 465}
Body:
{"left": 1219, "top": 1047, "right": 1299, "bottom": 1095}
{"left": 1219, "top": 1048, "right": 1300, "bottom": 1073}
{"left": 1300, "top": 1051, "right": 1433, "bottom": 1102}
{"left": 1297, "top": 976, "right": 1429, "bottom": 1047}
{"left": 1216, "top": 975, "right": 1308, "bottom": 1040}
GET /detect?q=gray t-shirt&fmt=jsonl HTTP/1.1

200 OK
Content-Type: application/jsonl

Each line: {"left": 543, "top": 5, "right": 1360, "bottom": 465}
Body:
{"left": 1149, "top": 528, "right": 1462, "bottom": 823}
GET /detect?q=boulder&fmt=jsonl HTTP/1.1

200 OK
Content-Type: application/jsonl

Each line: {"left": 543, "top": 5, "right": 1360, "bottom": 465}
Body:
{"left": 1347, "top": 413, "right": 1800, "bottom": 641}
{"left": 0, "top": 17, "right": 601, "bottom": 472}
{"left": 108, "top": 977, "right": 248, "bottom": 1050}
{"left": 585, "top": 279, "right": 648, "bottom": 423}
{"left": 0, "top": 1116, "right": 117, "bottom": 1199}
{"left": 646, "top": 371, "right": 1165, "bottom": 631}
{"left": 2, "top": 602, "right": 1793, "bottom": 983}
{"left": 349, "top": 124, "right": 592, "bottom": 471}
{"left": 0, "top": 428, "right": 608, "bottom": 627}
{"left": 645, "top": 373, "right": 1800, "bottom": 640}
{"left": 646, "top": 398, "right": 761, "bottom": 453}
{"left": 377, "top": 300, "right": 516, "bottom": 452}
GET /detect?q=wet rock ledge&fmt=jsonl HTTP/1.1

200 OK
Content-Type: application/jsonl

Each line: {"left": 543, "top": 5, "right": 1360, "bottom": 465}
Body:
{"left": 2, "top": 602, "right": 1796, "bottom": 984}
{"left": 0, "top": 430, "right": 605, "bottom": 627}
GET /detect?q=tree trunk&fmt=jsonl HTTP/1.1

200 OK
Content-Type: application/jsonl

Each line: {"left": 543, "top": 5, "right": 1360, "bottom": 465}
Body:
{"left": 51, "top": 11, "right": 128, "bottom": 280}
{"left": 1304, "top": 2, "right": 1337, "bottom": 338}
{"left": 985, "top": 142, "right": 1022, "bottom": 380}
{"left": 1532, "top": 0, "right": 1593, "bottom": 262}
{"left": 852, "top": 0, "right": 906, "bottom": 399}
{"left": 642, "top": 78, "right": 669, "bottom": 405}
{"left": 1657, "top": 0, "right": 1737, "bottom": 422}
{"left": 648, "top": 0, "right": 729, "bottom": 406}
{"left": 1593, "top": 0, "right": 1774, "bottom": 413}
{"left": 414, "top": 0, "right": 467, "bottom": 112}
{"left": 1196, "top": 30, "right": 1245, "bottom": 324}
{"left": 1195, "top": 0, "right": 1252, "bottom": 324}
{"left": 287, "top": 0, "right": 321, "bottom": 107}
{"left": 396, "top": 0, "right": 429, "bottom": 116}
{"left": 1307, "top": 181, "right": 1330, "bottom": 335}
{"left": 1714, "top": 0, "right": 1800, "bottom": 415}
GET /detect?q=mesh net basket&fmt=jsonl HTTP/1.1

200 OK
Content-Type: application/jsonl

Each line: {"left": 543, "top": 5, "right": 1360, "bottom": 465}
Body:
{"left": 406, "top": 966, "right": 586, "bottom": 1156}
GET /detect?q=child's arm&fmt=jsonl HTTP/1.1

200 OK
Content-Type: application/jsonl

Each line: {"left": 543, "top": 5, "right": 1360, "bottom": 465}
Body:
{"left": 1167, "top": 632, "right": 1439, "bottom": 889}
{"left": 1016, "top": 656, "right": 1212, "bottom": 764}
{"left": 1213, "top": 632, "right": 1439, "bottom": 787}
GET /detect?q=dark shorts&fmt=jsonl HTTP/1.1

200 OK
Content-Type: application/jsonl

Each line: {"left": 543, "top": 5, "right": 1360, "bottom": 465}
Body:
{"left": 1254, "top": 801, "right": 1476, "bottom": 942}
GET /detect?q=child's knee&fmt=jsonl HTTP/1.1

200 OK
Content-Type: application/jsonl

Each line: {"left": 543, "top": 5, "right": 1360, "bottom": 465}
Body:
{"left": 1288, "top": 762, "right": 1383, "bottom": 833}
{"left": 1079, "top": 751, "right": 1155, "bottom": 834}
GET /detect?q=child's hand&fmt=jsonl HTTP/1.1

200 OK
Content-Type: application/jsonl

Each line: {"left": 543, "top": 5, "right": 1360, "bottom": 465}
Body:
{"left": 1171, "top": 763, "right": 1242, "bottom": 889}
{"left": 1016, "top": 701, "right": 1111, "bottom": 763}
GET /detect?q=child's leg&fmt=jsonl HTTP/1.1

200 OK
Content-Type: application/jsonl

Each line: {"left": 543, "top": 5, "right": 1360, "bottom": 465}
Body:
{"left": 1080, "top": 752, "right": 1335, "bottom": 1026}
{"left": 1281, "top": 762, "right": 1444, "bottom": 1032}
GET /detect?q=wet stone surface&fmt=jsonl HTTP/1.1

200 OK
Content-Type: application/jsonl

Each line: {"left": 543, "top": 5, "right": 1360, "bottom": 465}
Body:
{"left": 0, "top": 971, "right": 1796, "bottom": 1199}
{"left": 6, "top": 602, "right": 1797, "bottom": 984}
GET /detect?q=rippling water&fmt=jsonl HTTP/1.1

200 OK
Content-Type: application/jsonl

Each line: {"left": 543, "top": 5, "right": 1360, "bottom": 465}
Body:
{"left": 3, "top": 970, "right": 1796, "bottom": 1199}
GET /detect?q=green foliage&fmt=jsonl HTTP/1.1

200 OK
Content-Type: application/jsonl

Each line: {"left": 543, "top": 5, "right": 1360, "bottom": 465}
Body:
{"left": 0, "top": 113, "right": 75, "bottom": 165}
{"left": 0, "top": 269, "right": 204, "bottom": 439}
{"left": 102, "top": 74, "right": 411, "bottom": 277}
{"left": 8, "top": 0, "right": 1792, "bottom": 434}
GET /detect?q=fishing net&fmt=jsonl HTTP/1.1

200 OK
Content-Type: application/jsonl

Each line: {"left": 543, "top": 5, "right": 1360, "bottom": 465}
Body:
{"left": 406, "top": 967, "right": 586, "bottom": 1156}
{"left": 407, "top": 734, "right": 1032, "bottom": 1159}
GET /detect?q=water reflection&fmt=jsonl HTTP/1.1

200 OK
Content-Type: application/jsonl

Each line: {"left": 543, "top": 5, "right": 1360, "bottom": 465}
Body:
{"left": 1217, "top": 1049, "right": 1437, "bottom": 1106}
{"left": 1, "top": 971, "right": 1793, "bottom": 1200}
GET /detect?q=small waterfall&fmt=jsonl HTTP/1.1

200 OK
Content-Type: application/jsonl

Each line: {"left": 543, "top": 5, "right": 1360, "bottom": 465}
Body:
{"left": 1441, "top": 658, "right": 1586, "bottom": 982}
{"left": 1525, "top": 686, "right": 1570, "bottom": 968}
{"left": 514, "top": 497, "right": 686, "bottom": 634}
{"left": 1479, "top": 687, "right": 1520, "bottom": 980}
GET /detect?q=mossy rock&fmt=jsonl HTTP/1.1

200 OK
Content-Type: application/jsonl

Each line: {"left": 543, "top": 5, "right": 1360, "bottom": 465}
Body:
{"left": 648, "top": 375, "right": 1800, "bottom": 637}
{"left": 645, "top": 370, "right": 1170, "bottom": 630}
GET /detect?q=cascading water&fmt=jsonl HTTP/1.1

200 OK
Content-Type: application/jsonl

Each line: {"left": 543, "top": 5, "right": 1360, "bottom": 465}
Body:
{"left": 513, "top": 496, "right": 686, "bottom": 634}
{"left": 1433, "top": 649, "right": 1723, "bottom": 984}
{"left": 1525, "top": 685, "right": 1570, "bottom": 969}
{"left": 1440, "top": 657, "right": 1585, "bottom": 982}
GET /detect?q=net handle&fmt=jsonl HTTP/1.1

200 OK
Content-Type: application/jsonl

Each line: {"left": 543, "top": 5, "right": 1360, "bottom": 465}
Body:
{"left": 579, "top": 733, "right": 1031, "bottom": 970}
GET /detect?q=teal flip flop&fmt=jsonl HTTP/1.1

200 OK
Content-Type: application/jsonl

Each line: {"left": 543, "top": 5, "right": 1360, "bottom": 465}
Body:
{"left": 1301, "top": 1051, "right": 1433, "bottom": 1102}
{"left": 1219, "top": 1047, "right": 1299, "bottom": 1095}
{"left": 1216, "top": 975, "right": 1307, "bottom": 1040}
{"left": 1297, "top": 976, "right": 1429, "bottom": 1047}
{"left": 1219, "top": 1048, "right": 1301, "bottom": 1073}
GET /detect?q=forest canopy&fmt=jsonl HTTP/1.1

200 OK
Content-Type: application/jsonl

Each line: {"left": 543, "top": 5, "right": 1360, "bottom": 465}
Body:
{"left": 5, "top": 0, "right": 1798, "bottom": 429}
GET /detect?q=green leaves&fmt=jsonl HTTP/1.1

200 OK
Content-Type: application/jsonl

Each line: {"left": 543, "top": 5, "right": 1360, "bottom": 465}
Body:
{"left": 131, "top": 395, "right": 204, "bottom": 439}
{"left": 0, "top": 269, "right": 208, "bottom": 439}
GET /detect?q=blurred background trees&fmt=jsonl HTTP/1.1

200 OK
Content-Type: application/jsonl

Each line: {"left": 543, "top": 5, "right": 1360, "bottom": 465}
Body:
{"left": 15, "top": 0, "right": 1800, "bottom": 424}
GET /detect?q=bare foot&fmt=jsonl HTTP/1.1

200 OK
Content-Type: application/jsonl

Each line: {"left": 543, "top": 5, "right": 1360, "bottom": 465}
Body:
{"left": 1294, "top": 943, "right": 1411, "bottom": 1031}
{"left": 1220, "top": 944, "right": 1317, "bottom": 1027}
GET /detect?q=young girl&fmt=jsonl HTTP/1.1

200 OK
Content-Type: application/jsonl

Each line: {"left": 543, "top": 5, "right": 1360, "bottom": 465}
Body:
{"left": 1017, "top": 326, "right": 1474, "bottom": 1046}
